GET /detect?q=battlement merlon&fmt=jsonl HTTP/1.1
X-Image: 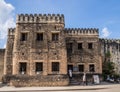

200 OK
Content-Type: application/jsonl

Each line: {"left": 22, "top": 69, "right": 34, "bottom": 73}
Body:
{"left": 16, "top": 14, "right": 65, "bottom": 24}
{"left": 8, "top": 28, "right": 15, "bottom": 36}
{"left": 100, "top": 38, "right": 120, "bottom": 43}
{"left": 64, "top": 28, "right": 99, "bottom": 36}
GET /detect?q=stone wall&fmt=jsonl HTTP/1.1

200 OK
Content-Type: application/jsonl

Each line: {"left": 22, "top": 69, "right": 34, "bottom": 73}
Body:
{"left": 100, "top": 38, "right": 120, "bottom": 74}
{"left": 0, "top": 49, "right": 5, "bottom": 81}
{"left": 12, "top": 14, "right": 67, "bottom": 75}
{"left": 9, "top": 75, "right": 69, "bottom": 87}
{"left": 16, "top": 14, "right": 64, "bottom": 24}
{"left": 4, "top": 14, "right": 103, "bottom": 86}
{"left": 64, "top": 28, "right": 102, "bottom": 74}
{"left": 4, "top": 28, "right": 15, "bottom": 75}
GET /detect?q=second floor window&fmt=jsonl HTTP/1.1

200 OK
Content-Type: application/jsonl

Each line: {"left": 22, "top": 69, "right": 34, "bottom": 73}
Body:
{"left": 36, "top": 33, "right": 43, "bottom": 41}
{"left": 78, "top": 43, "right": 83, "bottom": 50}
{"left": 52, "top": 33, "right": 59, "bottom": 41}
{"left": 21, "top": 33, "right": 27, "bottom": 41}
{"left": 88, "top": 43, "right": 93, "bottom": 49}
{"left": 67, "top": 43, "right": 73, "bottom": 53}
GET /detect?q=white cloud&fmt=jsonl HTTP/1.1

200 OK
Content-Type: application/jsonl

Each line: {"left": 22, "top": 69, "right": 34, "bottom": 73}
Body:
{"left": 3, "top": 43, "right": 6, "bottom": 48}
{"left": 101, "top": 27, "right": 111, "bottom": 38}
{"left": 0, "top": 0, "right": 15, "bottom": 40}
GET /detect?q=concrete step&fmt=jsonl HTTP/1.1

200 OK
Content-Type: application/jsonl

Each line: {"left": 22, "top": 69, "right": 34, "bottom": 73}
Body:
{"left": 69, "top": 78, "right": 80, "bottom": 85}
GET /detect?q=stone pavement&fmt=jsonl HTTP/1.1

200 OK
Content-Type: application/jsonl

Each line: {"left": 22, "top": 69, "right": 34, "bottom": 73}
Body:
{"left": 0, "top": 82, "right": 120, "bottom": 92}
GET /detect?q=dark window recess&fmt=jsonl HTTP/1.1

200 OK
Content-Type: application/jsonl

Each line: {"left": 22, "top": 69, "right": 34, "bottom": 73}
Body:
{"left": 88, "top": 43, "right": 93, "bottom": 49}
{"left": 119, "top": 44, "right": 120, "bottom": 52}
{"left": 89, "top": 64, "right": 95, "bottom": 72}
{"left": 116, "top": 45, "right": 118, "bottom": 50}
{"left": 38, "top": 26, "right": 41, "bottom": 30}
{"left": 21, "top": 33, "right": 27, "bottom": 41}
{"left": 78, "top": 65, "right": 84, "bottom": 72}
{"left": 22, "top": 53, "right": 24, "bottom": 55}
{"left": 52, "top": 62, "right": 59, "bottom": 72}
{"left": 67, "top": 43, "right": 73, "bottom": 53}
{"left": 78, "top": 43, "right": 82, "bottom": 50}
{"left": 55, "top": 26, "right": 57, "bottom": 29}
{"left": 35, "top": 62, "right": 43, "bottom": 72}
{"left": 68, "top": 65, "right": 73, "bottom": 71}
{"left": 19, "top": 62, "right": 27, "bottom": 74}
{"left": 52, "top": 33, "right": 59, "bottom": 41}
{"left": 36, "top": 33, "right": 43, "bottom": 41}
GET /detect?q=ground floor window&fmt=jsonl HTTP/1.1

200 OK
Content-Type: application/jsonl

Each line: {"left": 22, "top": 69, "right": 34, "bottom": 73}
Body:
{"left": 52, "top": 62, "right": 59, "bottom": 72}
{"left": 78, "top": 65, "right": 84, "bottom": 72}
{"left": 19, "top": 62, "right": 27, "bottom": 74}
{"left": 35, "top": 62, "right": 43, "bottom": 74}
{"left": 89, "top": 64, "right": 95, "bottom": 72}
{"left": 68, "top": 65, "right": 73, "bottom": 71}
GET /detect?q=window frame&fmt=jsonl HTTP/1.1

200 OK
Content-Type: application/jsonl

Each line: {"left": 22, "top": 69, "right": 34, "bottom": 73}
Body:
{"left": 52, "top": 62, "right": 60, "bottom": 72}
{"left": 19, "top": 62, "right": 27, "bottom": 74}
{"left": 67, "top": 43, "right": 73, "bottom": 53}
{"left": 68, "top": 65, "right": 73, "bottom": 71}
{"left": 89, "top": 64, "right": 95, "bottom": 72}
{"left": 35, "top": 62, "right": 43, "bottom": 73}
{"left": 78, "top": 43, "right": 83, "bottom": 50}
{"left": 20, "top": 33, "right": 28, "bottom": 41}
{"left": 78, "top": 64, "right": 84, "bottom": 72}
{"left": 36, "top": 33, "right": 43, "bottom": 41}
{"left": 52, "top": 33, "right": 59, "bottom": 41}
{"left": 88, "top": 43, "right": 93, "bottom": 49}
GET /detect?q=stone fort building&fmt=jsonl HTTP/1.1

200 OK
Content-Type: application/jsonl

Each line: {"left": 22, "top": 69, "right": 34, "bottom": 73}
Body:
{"left": 100, "top": 39, "right": 120, "bottom": 74}
{"left": 0, "top": 13, "right": 115, "bottom": 86}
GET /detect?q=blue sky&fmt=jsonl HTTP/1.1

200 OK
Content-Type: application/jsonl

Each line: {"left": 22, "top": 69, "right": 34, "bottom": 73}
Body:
{"left": 0, "top": 0, "right": 120, "bottom": 48}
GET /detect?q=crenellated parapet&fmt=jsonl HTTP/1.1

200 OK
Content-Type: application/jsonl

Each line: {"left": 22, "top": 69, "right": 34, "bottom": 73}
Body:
{"left": 100, "top": 38, "right": 120, "bottom": 43}
{"left": 64, "top": 28, "right": 99, "bottom": 36}
{"left": 16, "top": 14, "right": 64, "bottom": 24}
{"left": 8, "top": 28, "right": 15, "bottom": 36}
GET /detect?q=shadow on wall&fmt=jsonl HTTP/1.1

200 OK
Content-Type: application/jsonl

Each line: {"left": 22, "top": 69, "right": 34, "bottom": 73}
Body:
{"left": 0, "top": 49, "right": 5, "bottom": 82}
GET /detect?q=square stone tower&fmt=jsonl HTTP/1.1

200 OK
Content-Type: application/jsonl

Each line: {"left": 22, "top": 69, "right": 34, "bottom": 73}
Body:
{"left": 13, "top": 14, "right": 67, "bottom": 75}
{"left": 4, "top": 14, "right": 69, "bottom": 86}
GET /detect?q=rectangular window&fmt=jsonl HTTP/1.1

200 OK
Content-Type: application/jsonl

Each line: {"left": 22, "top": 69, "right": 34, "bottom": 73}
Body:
{"left": 21, "top": 33, "right": 27, "bottom": 41}
{"left": 116, "top": 44, "right": 119, "bottom": 50}
{"left": 78, "top": 43, "right": 82, "bottom": 50}
{"left": 67, "top": 43, "right": 73, "bottom": 53}
{"left": 52, "top": 62, "right": 59, "bottom": 72}
{"left": 89, "top": 64, "right": 95, "bottom": 72}
{"left": 52, "top": 33, "right": 59, "bottom": 41}
{"left": 36, "top": 33, "right": 43, "bottom": 41}
{"left": 88, "top": 43, "right": 93, "bottom": 49}
{"left": 68, "top": 65, "right": 73, "bottom": 71}
{"left": 119, "top": 44, "right": 120, "bottom": 52}
{"left": 78, "top": 65, "right": 84, "bottom": 72}
{"left": 19, "top": 62, "right": 27, "bottom": 74}
{"left": 35, "top": 62, "right": 43, "bottom": 73}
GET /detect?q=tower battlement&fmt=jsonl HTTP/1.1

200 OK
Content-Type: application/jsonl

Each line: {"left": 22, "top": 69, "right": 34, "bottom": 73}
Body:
{"left": 100, "top": 38, "right": 120, "bottom": 43}
{"left": 16, "top": 14, "right": 64, "bottom": 24}
{"left": 8, "top": 28, "right": 15, "bottom": 36}
{"left": 64, "top": 28, "right": 99, "bottom": 36}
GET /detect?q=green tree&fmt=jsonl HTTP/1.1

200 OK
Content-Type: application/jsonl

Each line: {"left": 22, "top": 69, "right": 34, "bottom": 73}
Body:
{"left": 102, "top": 51, "right": 115, "bottom": 80}
{"left": 103, "top": 61, "right": 115, "bottom": 75}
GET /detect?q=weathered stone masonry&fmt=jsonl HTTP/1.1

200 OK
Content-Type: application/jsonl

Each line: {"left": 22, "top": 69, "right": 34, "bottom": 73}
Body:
{"left": 100, "top": 39, "right": 120, "bottom": 74}
{"left": 2, "top": 14, "right": 103, "bottom": 86}
{"left": 0, "top": 49, "right": 5, "bottom": 81}
{"left": 65, "top": 28, "right": 102, "bottom": 74}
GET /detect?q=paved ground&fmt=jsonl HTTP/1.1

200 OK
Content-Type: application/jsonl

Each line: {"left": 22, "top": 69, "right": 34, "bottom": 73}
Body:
{"left": 0, "top": 82, "right": 120, "bottom": 92}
